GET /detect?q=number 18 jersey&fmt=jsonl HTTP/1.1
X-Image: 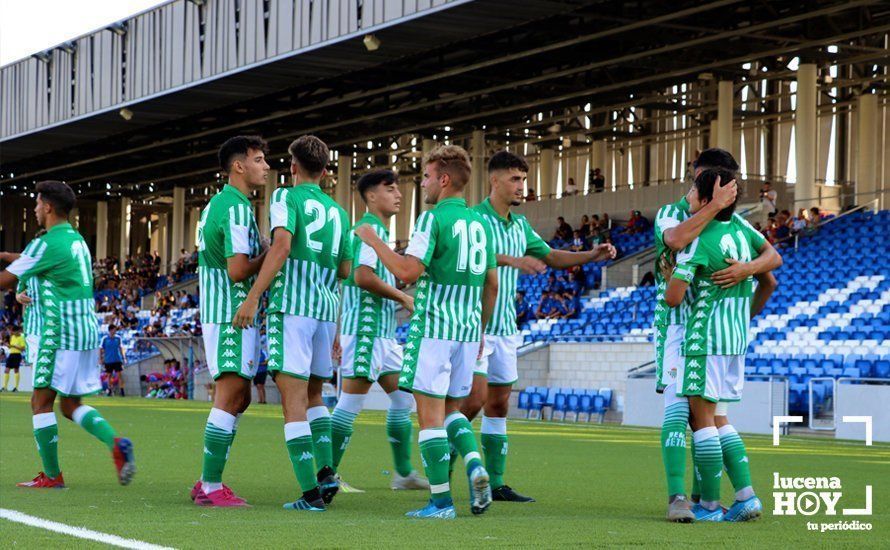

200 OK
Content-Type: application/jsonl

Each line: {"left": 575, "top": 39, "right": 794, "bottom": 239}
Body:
{"left": 7, "top": 222, "right": 99, "bottom": 350}
{"left": 268, "top": 183, "right": 353, "bottom": 322}
{"left": 404, "top": 197, "right": 496, "bottom": 343}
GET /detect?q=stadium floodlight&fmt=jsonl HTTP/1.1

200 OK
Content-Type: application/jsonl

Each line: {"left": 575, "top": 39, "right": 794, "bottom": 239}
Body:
{"left": 363, "top": 34, "right": 381, "bottom": 51}
{"left": 119, "top": 108, "right": 134, "bottom": 121}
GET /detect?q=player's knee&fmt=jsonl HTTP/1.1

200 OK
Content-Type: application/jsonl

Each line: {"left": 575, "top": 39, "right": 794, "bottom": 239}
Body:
{"left": 387, "top": 389, "right": 414, "bottom": 411}
{"left": 30, "top": 393, "right": 53, "bottom": 415}
{"left": 58, "top": 398, "right": 81, "bottom": 419}
{"left": 484, "top": 398, "right": 509, "bottom": 418}
{"left": 462, "top": 397, "right": 483, "bottom": 419}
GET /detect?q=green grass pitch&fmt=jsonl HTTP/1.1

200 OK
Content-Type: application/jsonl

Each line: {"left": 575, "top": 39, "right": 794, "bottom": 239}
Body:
{"left": 1, "top": 393, "right": 887, "bottom": 548}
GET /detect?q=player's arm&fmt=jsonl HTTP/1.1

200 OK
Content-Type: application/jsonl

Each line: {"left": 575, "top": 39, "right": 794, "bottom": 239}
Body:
{"left": 0, "top": 251, "right": 21, "bottom": 263}
{"left": 227, "top": 251, "right": 267, "bottom": 283}
{"left": 542, "top": 244, "right": 616, "bottom": 269}
{"left": 497, "top": 254, "right": 547, "bottom": 275}
{"left": 354, "top": 266, "right": 414, "bottom": 313}
{"left": 750, "top": 271, "right": 778, "bottom": 318}
{"left": 232, "top": 228, "right": 291, "bottom": 328}
{"left": 355, "top": 224, "right": 425, "bottom": 284}
{"left": 119, "top": 340, "right": 128, "bottom": 365}
{"left": 662, "top": 177, "right": 737, "bottom": 252}
{"left": 664, "top": 241, "right": 701, "bottom": 307}
{"left": 0, "top": 270, "right": 18, "bottom": 290}
{"left": 711, "top": 235, "right": 783, "bottom": 289}
{"left": 664, "top": 277, "right": 690, "bottom": 308}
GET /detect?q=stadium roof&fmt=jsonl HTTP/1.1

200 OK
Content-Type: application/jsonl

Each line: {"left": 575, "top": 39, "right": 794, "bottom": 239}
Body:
{"left": 1, "top": 0, "right": 887, "bottom": 204}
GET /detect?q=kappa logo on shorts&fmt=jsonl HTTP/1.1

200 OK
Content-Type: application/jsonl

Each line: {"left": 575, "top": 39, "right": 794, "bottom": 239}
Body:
{"left": 362, "top": 297, "right": 375, "bottom": 305}
{"left": 45, "top": 329, "right": 56, "bottom": 336}
{"left": 362, "top": 306, "right": 374, "bottom": 313}
{"left": 222, "top": 349, "right": 236, "bottom": 358}
{"left": 36, "top": 376, "right": 47, "bottom": 384}
{"left": 689, "top": 333, "right": 703, "bottom": 340}
{"left": 224, "top": 327, "right": 237, "bottom": 335}
{"left": 37, "top": 367, "right": 49, "bottom": 374}
{"left": 688, "top": 343, "right": 702, "bottom": 351}
{"left": 686, "top": 382, "right": 701, "bottom": 391}
{"left": 223, "top": 361, "right": 237, "bottom": 368}
{"left": 405, "top": 342, "right": 416, "bottom": 350}
{"left": 361, "top": 315, "right": 374, "bottom": 323}
{"left": 687, "top": 371, "right": 701, "bottom": 380}
{"left": 361, "top": 325, "right": 373, "bottom": 333}
{"left": 358, "top": 345, "right": 371, "bottom": 354}
{"left": 223, "top": 338, "right": 236, "bottom": 346}
{"left": 360, "top": 336, "right": 372, "bottom": 344}
{"left": 688, "top": 358, "right": 702, "bottom": 368}
{"left": 267, "top": 326, "right": 280, "bottom": 334}
{"left": 39, "top": 356, "right": 51, "bottom": 364}
{"left": 268, "top": 337, "right": 280, "bottom": 346}
{"left": 44, "top": 339, "right": 56, "bottom": 346}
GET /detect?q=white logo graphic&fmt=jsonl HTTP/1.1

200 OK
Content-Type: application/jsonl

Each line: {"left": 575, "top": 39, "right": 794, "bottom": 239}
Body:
{"left": 686, "top": 371, "right": 701, "bottom": 380}
{"left": 689, "top": 333, "right": 703, "bottom": 340}
{"left": 299, "top": 452, "right": 314, "bottom": 461}
{"left": 688, "top": 343, "right": 702, "bottom": 351}
{"left": 772, "top": 416, "right": 873, "bottom": 531}
{"left": 685, "top": 382, "right": 700, "bottom": 391}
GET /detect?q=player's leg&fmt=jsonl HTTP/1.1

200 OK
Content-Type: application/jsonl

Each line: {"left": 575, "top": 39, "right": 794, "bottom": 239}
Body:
{"left": 680, "top": 353, "right": 723, "bottom": 521}
{"left": 307, "top": 319, "right": 338, "bottom": 503}
{"left": 117, "top": 364, "right": 125, "bottom": 396}
{"left": 193, "top": 323, "right": 252, "bottom": 505}
{"left": 13, "top": 364, "right": 20, "bottom": 391}
{"left": 379, "top": 357, "right": 427, "bottom": 489}
{"left": 445, "top": 341, "right": 491, "bottom": 515}
{"left": 331, "top": 375, "right": 371, "bottom": 473}
{"left": 2, "top": 366, "right": 9, "bottom": 391}
{"left": 716, "top": 356, "right": 761, "bottom": 522}
{"left": 271, "top": 314, "right": 323, "bottom": 511}
{"left": 18, "top": 386, "right": 65, "bottom": 487}
{"left": 658, "top": 325, "right": 693, "bottom": 521}
{"left": 405, "top": 338, "right": 455, "bottom": 518}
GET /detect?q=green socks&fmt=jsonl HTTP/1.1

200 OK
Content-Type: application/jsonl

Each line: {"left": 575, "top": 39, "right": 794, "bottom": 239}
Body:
{"left": 308, "top": 406, "right": 333, "bottom": 472}
{"left": 480, "top": 416, "right": 508, "bottom": 489}
{"left": 33, "top": 412, "right": 61, "bottom": 478}
{"left": 285, "top": 422, "right": 318, "bottom": 492}
{"left": 719, "top": 424, "right": 755, "bottom": 501}
{"left": 661, "top": 402, "right": 689, "bottom": 498}
{"left": 445, "top": 412, "right": 482, "bottom": 475}
{"left": 330, "top": 405, "right": 358, "bottom": 472}
{"left": 693, "top": 427, "right": 723, "bottom": 509}
{"left": 386, "top": 397, "right": 415, "bottom": 477}
{"left": 73, "top": 405, "right": 117, "bottom": 451}
{"left": 690, "top": 438, "right": 700, "bottom": 499}
{"left": 419, "top": 428, "right": 452, "bottom": 507}
{"left": 201, "top": 408, "right": 235, "bottom": 487}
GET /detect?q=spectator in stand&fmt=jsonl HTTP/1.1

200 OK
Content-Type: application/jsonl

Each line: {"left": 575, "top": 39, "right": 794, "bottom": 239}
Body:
{"left": 564, "top": 177, "right": 579, "bottom": 196}
{"left": 805, "top": 207, "right": 823, "bottom": 235}
{"left": 760, "top": 182, "right": 778, "bottom": 220}
{"left": 516, "top": 291, "right": 530, "bottom": 326}
{"left": 552, "top": 216, "right": 573, "bottom": 243}
{"left": 569, "top": 230, "right": 586, "bottom": 252}
{"left": 790, "top": 208, "right": 808, "bottom": 234}
{"left": 535, "top": 291, "right": 559, "bottom": 320}
{"left": 100, "top": 326, "right": 127, "bottom": 396}
{"left": 600, "top": 213, "right": 610, "bottom": 230}
{"left": 525, "top": 188, "right": 537, "bottom": 202}
{"left": 625, "top": 210, "right": 641, "bottom": 234}
{"left": 578, "top": 215, "right": 590, "bottom": 239}
{"left": 774, "top": 210, "right": 791, "bottom": 244}
{"left": 591, "top": 168, "right": 605, "bottom": 193}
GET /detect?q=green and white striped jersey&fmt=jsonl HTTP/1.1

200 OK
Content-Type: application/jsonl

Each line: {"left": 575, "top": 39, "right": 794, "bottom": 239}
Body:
{"left": 7, "top": 223, "right": 99, "bottom": 350}
{"left": 473, "top": 198, "right": 551, "bottom": 336}
{"left": 267, "top": 183, "right": 353, "bottom": 323}
{"left": 404, "top": 197, "right": 496, "bottom": 342}
{"left": 197, "top": 184, "right": 262, "bottom": 324}
{"left": 18, "top": 277, "right": 43, "bottom": 338}
{"left": 673, "top": 213, "right": 767, "bottom": 356}
{"left": 654, "top": 197, "right": 692, "bottom": 327}
{"left": 341, "top": 212, "right": 398, "bottom": 339}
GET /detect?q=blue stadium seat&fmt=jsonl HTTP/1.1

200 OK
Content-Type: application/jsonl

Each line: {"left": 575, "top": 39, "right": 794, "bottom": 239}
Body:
{"left": 552, "top": 393, "right": 568, "bottom": 421}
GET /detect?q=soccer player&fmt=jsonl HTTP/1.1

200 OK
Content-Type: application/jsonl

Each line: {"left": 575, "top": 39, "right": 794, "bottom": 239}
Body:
{"left": 356, "top": 145, "right": 497, "bottom": 519}
{"left": 233, "top": 135, "right": 352, "bottom": 512}
{"left": 100, "top": 325, "right": 127, "bottom": 396}
{"left": 2, "top": 324, "right": 25, "bottom": 392}
{"left": 0, "top": 181, "right": 135, "bottom": 488}
{"left": 189, "top": 136, "right": 268, "bottom": 507}
{"left": 331, "top": 169, "right": 429, "bottom": 490}
{"left": 654, "top": 148, "right": 779, "bottom": 522}
{"left": 665, "top": 168, "right": 781, "bottom": 522}
{"left": 461, "top": 150, "right": 616, "bottom": 503}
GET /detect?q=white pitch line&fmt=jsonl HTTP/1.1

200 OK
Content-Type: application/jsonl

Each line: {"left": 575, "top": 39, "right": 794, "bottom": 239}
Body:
{"left": 0, "top": 508, "right": 175, "bottom": 550}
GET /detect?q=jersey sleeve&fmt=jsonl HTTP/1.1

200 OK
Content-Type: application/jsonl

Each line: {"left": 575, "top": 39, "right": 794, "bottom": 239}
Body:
{"left": 654, "top": 204, "right": 681, "bottom": 245}
{"left": 6, "top": 237, "right": 54, "bottom": 279}
{"left": 339, "top": 209, "right": 354, "bottom": 263}
{"left": 405, "top": 211, "right": 437, "bottom": 267}
{"left": 522, "top": 218, "right": 552, "bottom": 259}
{"left": 735, "top": 214, "right": 767, "bottom": 253}
{"left": 357, "top": 228, "right": 379, "bottom": 269}
{"left": 269, "top": 187, "right": 295, "bottom": 235}
{"left": 484, "top": 220, "right": 497, "bottom": 270}
{"left": 672, "top": 237, "right": 706, "bottom": 283}
{"left": 223, "top": 204, "right": 254, "bottom": 258}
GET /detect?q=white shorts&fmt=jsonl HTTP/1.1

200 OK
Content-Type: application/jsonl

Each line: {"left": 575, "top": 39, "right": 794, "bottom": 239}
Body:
{"left": 202, "top": 323, "right": 259, "bottom": 381}
{"left": 663, "top": 381, "right": 687, "bottom": 407}
{"left": 411, "top": 338, "right": 477, "bottom": 399}
{"left": 267, "top": 313, "right": 335, "bottom": 380}
{"left": 339, "top": 334, "right": 402, "bottom": 382}
{"left": 657, "top": 325, "right": 684, "bottom": 389}
{"left": 677, "top": 355, "right": 745, "bottom": 403}
{"left": 33, "top": 348, "right": 101, "bottom": 397}
{"left": 26, "top": 334, "right": 40, "bottom": 365}
{"left": 474, "top": 333, "right": 522, "bottom": 385}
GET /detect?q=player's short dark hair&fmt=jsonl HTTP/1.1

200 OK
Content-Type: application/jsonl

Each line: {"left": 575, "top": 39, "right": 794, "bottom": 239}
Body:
{"left": 694, "top": 147, "right": 739, "bottom": 173}
{"left": 218, "top": 135, "right": 268, "bottom": 173}
{"left": 357, "top": 169, "right": 397, "bottom": 201}
{"left": 35, "top": 180, "right": 76, "bottom": 216}
{"left": 288, "top": 135, "right": 329, "bottom": 178}
{"left": 488, "top": 150, "right": 529, "bottom": 174}
{"left": 694, "top": 168, "right": 738, "bottom": 221}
